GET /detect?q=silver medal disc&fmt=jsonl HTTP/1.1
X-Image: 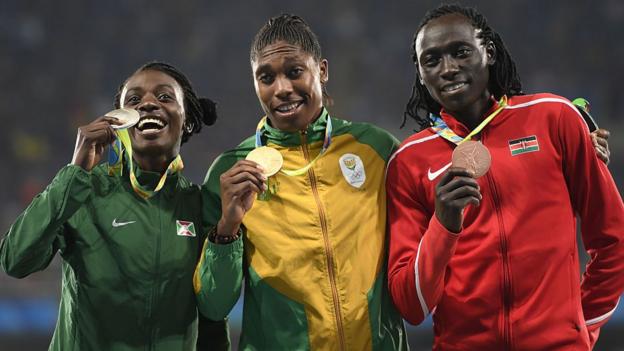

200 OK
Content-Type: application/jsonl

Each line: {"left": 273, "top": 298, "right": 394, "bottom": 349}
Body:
{"left": 105, "top": 108, "right": 140, "bottom": 130}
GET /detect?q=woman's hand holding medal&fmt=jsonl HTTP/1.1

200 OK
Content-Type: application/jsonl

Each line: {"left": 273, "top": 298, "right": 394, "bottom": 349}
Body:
{"left": 218, "top": 159, "right": 268, "bottom": 236}
{"left": 71, "top": 109, "right": 138, "bottom": 171}
{"left": 435, "top": 141, "right": 491, "bottom": 233}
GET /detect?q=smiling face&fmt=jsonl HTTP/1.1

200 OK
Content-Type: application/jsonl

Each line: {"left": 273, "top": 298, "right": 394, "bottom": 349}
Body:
{"left": 252, "top": 41, "right": 328, "bottom": 132}
{"left": 415, "top": 14, "right": 495, "bottom": 119}
{"left": 119, "top": 69, "right": 185, "bottom": 161}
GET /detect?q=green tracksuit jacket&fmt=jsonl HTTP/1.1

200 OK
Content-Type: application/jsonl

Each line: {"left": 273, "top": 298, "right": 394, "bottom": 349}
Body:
{"left": 0, "top": 163, "right": 230, "bottom": 351}
{"left": 195, "top": 110, "right": 408, "bottom": 350}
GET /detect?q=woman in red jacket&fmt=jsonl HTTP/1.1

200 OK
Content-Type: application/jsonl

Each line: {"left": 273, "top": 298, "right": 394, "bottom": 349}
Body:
{"left": 386, "top": 4, "right": 623, "bottom": 350}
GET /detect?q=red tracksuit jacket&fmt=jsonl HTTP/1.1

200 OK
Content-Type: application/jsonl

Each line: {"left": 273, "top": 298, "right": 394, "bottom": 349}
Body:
{"left": 386, "top": 93, "right": 624, "bottom": 350}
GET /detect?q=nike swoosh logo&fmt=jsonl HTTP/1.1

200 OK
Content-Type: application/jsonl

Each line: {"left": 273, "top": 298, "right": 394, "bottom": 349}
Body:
{"left": 427, "top": 162, "right": 452, "bottom": 181}
{"left": 112, "top": 218, "right": 136, "bottom": 227}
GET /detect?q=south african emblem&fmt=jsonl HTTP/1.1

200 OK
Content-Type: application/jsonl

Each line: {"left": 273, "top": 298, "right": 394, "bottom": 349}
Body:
{"left": 339, "top": 153, "right": 366, "bottom": 188}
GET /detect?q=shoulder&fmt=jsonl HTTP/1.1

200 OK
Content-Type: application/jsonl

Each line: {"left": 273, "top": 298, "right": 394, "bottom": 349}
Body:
{"left": 505, "top": 93, "right": 578, "bottom": 114}
{"left": 203, "top": 135, "right": 256, "bottom": 184}
{"left": 389, "top": 129, "right": 440, "bottom": 167}
{"left": 87, "top": 164, "right": 120, "bottom": 195}
{"left": 331, "top": 116, "right": 399, "bottom": 161}
{"left": 506, "top": 93, "right": 586, "bottom": 130}
{"left": 176, "top": 174, "right": 201, "bottom": 193}
{"left": 335, "top": 118, "right": 398, "bottom": 143}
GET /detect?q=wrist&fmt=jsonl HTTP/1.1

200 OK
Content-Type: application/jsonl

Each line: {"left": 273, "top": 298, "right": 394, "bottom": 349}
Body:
{"left": 435, "top": 211, "right": 462, "bottom": 234}
{"left": 208, "top": 224, "right": 242, "bottom": 245}
{"left": 217, "top": 218, "right": 241, "bottom": 236}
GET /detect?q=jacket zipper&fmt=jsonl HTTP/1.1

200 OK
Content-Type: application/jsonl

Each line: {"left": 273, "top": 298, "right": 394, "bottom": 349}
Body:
{"left": 482, "top": 132, "right": 512, "bottom": 350}
{"left": 147, "top": 196, "right": 163, "bottom": 350}
{"left": 301, "top": 130, "right": 346, "bottom": 351}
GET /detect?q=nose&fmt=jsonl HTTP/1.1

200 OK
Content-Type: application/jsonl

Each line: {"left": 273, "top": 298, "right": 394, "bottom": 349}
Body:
{"left": 440, "top": 56, "right": 460, "bottom": 80}
{"left": 137, "top": 94, "right": 160, "bottom": 112}
{"left": 274, "top": 75, "right": 293, "bottom": 100}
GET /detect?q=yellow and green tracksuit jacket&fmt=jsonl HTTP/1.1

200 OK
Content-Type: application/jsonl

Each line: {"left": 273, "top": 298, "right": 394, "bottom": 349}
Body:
{"left": 0, "top": 163, "right": 230, "bottom": 351}
{"left": 194, "top": 109, "right": 407, "bottom": 350}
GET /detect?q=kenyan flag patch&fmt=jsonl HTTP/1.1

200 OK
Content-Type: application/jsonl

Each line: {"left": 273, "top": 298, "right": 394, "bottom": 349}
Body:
{"left": 509, "top": 135, "right": 540, "bottom": 156}
{"left": 176, "top": 220, "right": 196, "bottom": 237}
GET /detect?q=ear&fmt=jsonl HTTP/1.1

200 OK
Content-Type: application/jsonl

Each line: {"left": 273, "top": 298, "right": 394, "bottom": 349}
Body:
{"left": 485, "top": 41, "right": 496, "bottom": 66}
{"left": 319, "top": 58, "right": 329, "bottom": 84}
{"left": 415, "top": 65, "right": 424, "bottom": 85}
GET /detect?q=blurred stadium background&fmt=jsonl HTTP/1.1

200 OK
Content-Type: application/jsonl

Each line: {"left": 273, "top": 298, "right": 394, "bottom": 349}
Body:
{"left": 1, "top": 0, "right": 622, "bottom": 350}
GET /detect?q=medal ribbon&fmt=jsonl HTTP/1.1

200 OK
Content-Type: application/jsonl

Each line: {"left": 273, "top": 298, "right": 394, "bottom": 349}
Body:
{"left": 431, "top": 96, "right": 508, "bottom": 145}
{"left": 254, "top": 112, "right": 332, "bottom": 176}
{"left": 107, "top": 128, "right": 184, "bottom": 199}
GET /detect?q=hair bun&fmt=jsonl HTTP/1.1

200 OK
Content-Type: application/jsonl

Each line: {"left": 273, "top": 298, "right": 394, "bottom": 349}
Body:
{"left": 199, "top": 97, "right": 217, "bottom": 126}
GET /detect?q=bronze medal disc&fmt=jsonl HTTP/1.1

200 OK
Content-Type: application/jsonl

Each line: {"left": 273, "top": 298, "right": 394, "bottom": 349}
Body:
{"left": 106, "top": 108, "right": 140, "bottom": 130}
{"left": 245, "top": 146, "right": 283, "bottom": 177}
{"left": 451, "top": 140, "right": 491, "bottom": 178}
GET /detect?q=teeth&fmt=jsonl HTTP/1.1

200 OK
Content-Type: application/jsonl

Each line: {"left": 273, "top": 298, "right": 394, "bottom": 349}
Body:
{"left": 138, "top": 118, "right": 165, "bottom": 130}
{"left": 443, "top": 83, "right": 466, "bottom": 92}
{"left": 276, "top": 102, "right": 301, "bottom": 112}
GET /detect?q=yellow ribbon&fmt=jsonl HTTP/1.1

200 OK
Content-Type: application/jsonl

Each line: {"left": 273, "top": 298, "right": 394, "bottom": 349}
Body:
{"left": 113, "top": 129, "right": 183, "bottom": 199}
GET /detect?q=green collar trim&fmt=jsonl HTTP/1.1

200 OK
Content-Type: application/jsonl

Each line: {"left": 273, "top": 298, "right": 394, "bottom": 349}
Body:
{"left": 261, "top": 108, "right": 330, "bottom": 147}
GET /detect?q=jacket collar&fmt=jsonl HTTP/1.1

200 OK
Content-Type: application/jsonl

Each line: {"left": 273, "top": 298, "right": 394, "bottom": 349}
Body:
{"left": 122, "top": 157, "right": 180, "bottom": 197}
{"left": 438, "top": 97, "right": 501, "bottom": 138}
{"left": 261, "top": 108, "right": 330, "bottom": 147}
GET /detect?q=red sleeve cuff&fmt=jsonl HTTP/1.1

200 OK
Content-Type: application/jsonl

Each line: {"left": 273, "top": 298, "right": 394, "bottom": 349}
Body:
{"left": 429, "top": 214, "right": 462, "bottom": 240}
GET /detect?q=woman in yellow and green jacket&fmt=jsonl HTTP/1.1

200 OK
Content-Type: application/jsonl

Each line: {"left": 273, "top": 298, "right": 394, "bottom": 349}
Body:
{"left": 194, "top": 14, "right": 407, "bottom": 350}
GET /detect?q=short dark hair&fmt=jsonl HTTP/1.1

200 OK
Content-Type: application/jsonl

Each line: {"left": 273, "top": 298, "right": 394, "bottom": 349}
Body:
{"left": 250, "top": 14, "right": 321, "bottom": 63}
{"left": 403, "top": 4, "right": 523, "bottom": 131}
{"left": 114, "top": 61, "right": 217, "bottom": 144}
{"left": 250, "top": 14, "right": 332, "bottom": 105}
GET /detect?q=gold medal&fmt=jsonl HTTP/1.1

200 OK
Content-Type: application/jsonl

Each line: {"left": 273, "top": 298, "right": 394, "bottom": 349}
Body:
{"left": 246, "top": 146, "right": 283, "bottom": 177}
{"left": 106, "top": 108, "right": 140, "bottom": 130}
{"left": 452, "top": 140, "right": 491, "bottom": 178}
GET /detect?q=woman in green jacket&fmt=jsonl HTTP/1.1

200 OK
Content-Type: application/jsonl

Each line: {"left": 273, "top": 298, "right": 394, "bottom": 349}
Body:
{"left": 0, "top": 62, "right": 230, "bottom": 350}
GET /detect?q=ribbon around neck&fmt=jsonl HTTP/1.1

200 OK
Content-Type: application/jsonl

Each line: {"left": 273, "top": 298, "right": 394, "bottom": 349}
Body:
{"left": 254, "top": 113, "right": 332, "bottom": 176}
{"left": 107, "top": 128, "right": 183, "bottom": 199}
{"left": 431, "top": 96, "right": 508, "bottom": 145}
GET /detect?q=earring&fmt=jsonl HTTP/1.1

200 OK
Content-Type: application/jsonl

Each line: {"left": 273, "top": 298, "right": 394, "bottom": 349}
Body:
{"left": 184, "top": 122, "right": 193, "bottom": 133}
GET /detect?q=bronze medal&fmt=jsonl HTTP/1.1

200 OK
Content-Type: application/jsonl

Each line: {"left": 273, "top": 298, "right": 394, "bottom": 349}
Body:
{"left": 246, "top": 146, "right": 283, "bottom": 177}
{"left": 451, "top": 140, "right": 491, "bottom": 178}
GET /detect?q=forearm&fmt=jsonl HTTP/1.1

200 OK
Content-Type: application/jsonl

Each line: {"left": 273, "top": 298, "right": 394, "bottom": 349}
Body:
{"left": 194, "top": 237, "right": 243, "bottom": 320}
{"left": 389, "top": 215, "right": 459, "bottom": 324}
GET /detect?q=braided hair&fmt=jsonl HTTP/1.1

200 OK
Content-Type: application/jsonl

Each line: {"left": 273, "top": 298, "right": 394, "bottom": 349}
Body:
{"left": 250, "top": 14, "right": 332, "bottom": 105}
{"left": 114, "top": 61, "right": 217, "bottom": 144}
{"left": 403, "top": 4, "right": 523, "bottom": 131}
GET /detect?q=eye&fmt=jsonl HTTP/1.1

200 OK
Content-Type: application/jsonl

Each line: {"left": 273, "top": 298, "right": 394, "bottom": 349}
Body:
{"left": 158, "top": 93, "right": 173, "bottom": 102}
{"left": 422, "top": 56, "right": 440, "bottom": 68}
{"left": 125, "top": 95, "right": 140, "bottom": 106}
{"left": 456, "top": 47, "right": 473, "bottom": 58}
{"left": 288, "top": 67, "right": 304, "bottom": 78}
{"left": 258, "top": 73, "right": 274, "bottom": 85}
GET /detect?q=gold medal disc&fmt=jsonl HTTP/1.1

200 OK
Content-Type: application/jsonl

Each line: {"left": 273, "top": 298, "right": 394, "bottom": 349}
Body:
{"left": 106, "top": 108, "right": 140, "bottom": 130}
{"left": 451, "top": 141, "right": 491, "bottom": 178}
{"left": 246, "top": 146, "right": 283, "bottom": 177}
